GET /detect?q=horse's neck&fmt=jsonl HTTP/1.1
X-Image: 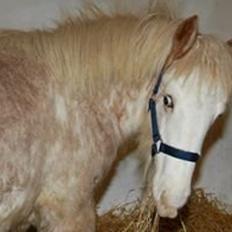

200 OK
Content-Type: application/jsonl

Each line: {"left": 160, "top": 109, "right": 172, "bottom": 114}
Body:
{"left": 0, "top": 15, "right": 172, "bottom": 139}
{"left": 62, "top": 15, "right": 172, "bottom": 139}
{"left": 42, "top": 17, "right": 151, "bottom": 138}
{"left": 99, "top": 85, "right": 148, "bottom": 143}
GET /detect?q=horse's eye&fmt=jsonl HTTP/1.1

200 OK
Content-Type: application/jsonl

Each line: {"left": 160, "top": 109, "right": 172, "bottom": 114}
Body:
{"left": 163, "top": 95, "right": 174, "bottom": 108}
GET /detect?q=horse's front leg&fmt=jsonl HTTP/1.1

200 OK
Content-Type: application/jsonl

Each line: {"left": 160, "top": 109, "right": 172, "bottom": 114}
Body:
{"left": 55, "top": 199, "right": 96, "bottom": 232}
{"left": 53, "top": 201, "right": 96, "bottom": 232}
{"left": 37, "top": 196, "right": 96, "bottom": 232}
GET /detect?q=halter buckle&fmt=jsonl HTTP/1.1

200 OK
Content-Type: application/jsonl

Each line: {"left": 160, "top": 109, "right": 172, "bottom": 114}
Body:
{"left": 151, "top": 140, "right": 162, "bottom": 157}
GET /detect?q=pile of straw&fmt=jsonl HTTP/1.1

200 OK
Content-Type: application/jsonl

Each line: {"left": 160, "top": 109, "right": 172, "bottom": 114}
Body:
{"left": 97, "top": 189, "right": 232, "bottom": 232}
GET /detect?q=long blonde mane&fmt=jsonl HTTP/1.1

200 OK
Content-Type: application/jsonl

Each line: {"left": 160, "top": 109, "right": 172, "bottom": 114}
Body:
{"left": 0, "top": 1, "right": 231, "bottom": 100}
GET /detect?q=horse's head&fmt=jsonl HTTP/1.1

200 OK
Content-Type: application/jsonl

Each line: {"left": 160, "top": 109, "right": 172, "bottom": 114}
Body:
{"left": 150, "top": 16, "right": 232, "bottom": 218}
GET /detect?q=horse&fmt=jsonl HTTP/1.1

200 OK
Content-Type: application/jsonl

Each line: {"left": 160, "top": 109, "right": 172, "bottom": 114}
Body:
{"left": 0, "top": 3, "right": 232, "bottom": 232}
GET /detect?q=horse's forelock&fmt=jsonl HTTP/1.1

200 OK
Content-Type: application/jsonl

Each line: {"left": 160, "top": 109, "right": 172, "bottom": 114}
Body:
{"left": 167, "top": 35, "right": 232, "bottom": 100}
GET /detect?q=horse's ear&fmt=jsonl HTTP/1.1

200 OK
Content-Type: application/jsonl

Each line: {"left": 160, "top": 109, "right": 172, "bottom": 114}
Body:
{"left": 166, "top": 15, "right": 199, "bottom": 67}
{"left": 227, "top": 39, "right": 232, "bottom": 47}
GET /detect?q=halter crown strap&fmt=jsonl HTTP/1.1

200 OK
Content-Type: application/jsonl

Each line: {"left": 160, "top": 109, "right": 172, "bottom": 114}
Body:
{"left": 148, "top": 72, "right": 199, "bottom": 163}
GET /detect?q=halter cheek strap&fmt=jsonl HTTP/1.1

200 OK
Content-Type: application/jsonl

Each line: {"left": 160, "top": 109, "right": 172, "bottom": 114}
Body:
{"left": 148, "top": 72, "right": 199, "bottom": 163}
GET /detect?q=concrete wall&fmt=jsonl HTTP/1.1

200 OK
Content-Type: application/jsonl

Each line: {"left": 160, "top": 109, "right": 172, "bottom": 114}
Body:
{"left": 0, "top": 0, "right": 231, "bottom": 214}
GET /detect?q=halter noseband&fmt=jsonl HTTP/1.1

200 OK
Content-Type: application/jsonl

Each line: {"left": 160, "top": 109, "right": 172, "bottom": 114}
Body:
{"left": 148, "top": 71, "right": 199, "bottom": 163}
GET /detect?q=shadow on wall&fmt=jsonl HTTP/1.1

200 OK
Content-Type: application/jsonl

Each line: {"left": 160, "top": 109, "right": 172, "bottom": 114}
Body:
{"left": 94, "top": 134, "right": 139, "bottom": 204}
{"left": 192, "top": 109, "right": 230, "bottom": 185}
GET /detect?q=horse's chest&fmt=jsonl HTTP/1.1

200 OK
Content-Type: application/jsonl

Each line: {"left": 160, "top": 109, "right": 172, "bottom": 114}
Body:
{"left": 78, "top": 103, "right": 119, "bottom": 153}
{"left": 76, "top": 105, "right": 120, "bottom": 181}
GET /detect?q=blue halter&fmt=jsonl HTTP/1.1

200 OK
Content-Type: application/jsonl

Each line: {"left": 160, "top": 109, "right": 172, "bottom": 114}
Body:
{"left": 148, "top": 71, "right": 199, "bottom": 162}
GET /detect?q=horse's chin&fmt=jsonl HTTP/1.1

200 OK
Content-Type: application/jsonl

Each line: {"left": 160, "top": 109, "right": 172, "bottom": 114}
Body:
{"left": 156, "top": 201, "right": 178, "bottom": 218}
{"left": 154, "top": 190, "right": 189, "bottom": 219}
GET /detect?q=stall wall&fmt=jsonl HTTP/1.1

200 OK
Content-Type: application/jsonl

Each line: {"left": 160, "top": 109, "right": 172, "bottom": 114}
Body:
{"left": 0, "top": 0, "right": 231, "bottom": 214}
